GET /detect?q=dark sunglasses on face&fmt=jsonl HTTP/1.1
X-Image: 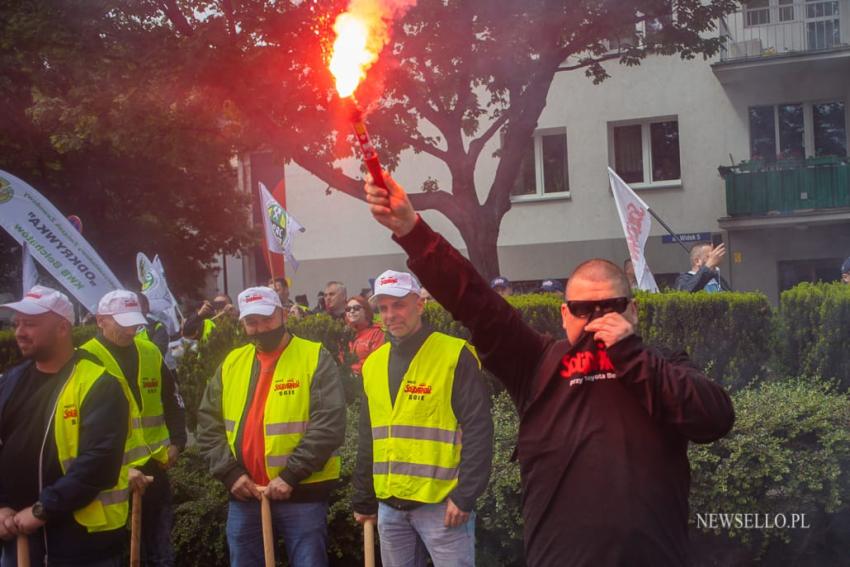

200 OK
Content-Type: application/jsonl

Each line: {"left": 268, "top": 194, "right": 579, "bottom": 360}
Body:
{"left": 345, "top": 305, "right": 363, "bottom": 313}
{"left": 566, "top": 297, "right": 630, "bottom": 319}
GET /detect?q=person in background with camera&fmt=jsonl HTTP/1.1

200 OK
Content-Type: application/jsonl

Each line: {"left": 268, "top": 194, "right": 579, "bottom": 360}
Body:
{"left": 181, "top": 294, "right": 235, "bottom": 344}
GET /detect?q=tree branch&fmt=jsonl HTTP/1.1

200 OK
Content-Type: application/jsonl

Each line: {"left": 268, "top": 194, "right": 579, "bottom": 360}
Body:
{"left": 468, "top": 112, "right": 510, "bottom": 164}
{"left": 400, "top": 133, "right": 450, "bottom": 162}
{"left": 408, "top": 190, "right": 464, "bottom": 222}
{"left": 158, "top": 0, "right": 194, "bottom": 37}
{"left": 556, "top": 51, "right": 625, "bottom": 72}
{"left": 222, "top": 0, "right": 237, "bottom": 38}
{"left": 289, "top": 148, "right": 366, "bottom": 202}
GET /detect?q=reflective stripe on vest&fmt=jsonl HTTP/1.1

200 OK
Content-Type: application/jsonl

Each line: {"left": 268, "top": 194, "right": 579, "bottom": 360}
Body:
{"left": 80, "top": 337, "right": 170, "bottom": 465}
{"left": 220, "top": 337, "right": 340, "bottom": 484}
{"left": 362, "top": 332, "right": 476, "bottom": 504}
{"left": 54, "top": 358, "right": 130, "bottom": 532}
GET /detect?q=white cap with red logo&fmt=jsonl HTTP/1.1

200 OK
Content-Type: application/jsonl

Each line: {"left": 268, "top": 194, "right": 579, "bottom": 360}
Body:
{"left": 372, "top": 270, "right": 422, "bottom": 299}
{"left": 97, "top": 290, "right": 147, "bottom": 328}
{"left": 1, "top": 285, "right": 75, "bottom": 324}
{"left": 238, "top": 286, "right": 282, "bottom": 320}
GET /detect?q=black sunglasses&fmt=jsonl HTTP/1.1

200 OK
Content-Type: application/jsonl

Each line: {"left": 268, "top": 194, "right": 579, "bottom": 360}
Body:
{"left": 345, "top": 305, "right": 363, "bottom": 313}
{"left": 566, "top": 297, "right": 630, "bottom": 319}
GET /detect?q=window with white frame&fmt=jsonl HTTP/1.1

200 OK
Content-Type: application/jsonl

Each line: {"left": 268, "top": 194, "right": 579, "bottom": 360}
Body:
{"left": 610, "top": 118, "right": 681, "bottom": 187}
{"left": 510, "top": 129, "right": 569, "bottom": 199}
{"left": 745, "top": 0, "right": 771, "bottom": 26}
{"left": 749, "top": 100, "right": 847, "bottom": 160}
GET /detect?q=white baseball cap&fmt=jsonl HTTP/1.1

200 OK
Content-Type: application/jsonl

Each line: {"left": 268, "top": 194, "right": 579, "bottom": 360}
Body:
{"left": 238, "top": 286, "right": 282, "bottom": 319}
{"left": 1, "top": 285, "right": 74, "bottom": 324}
{"left": 372, "top": 270, "right": 421, "bottom": 299}
{"left": 97, "top": 290, "right": 147, "bottom": 328}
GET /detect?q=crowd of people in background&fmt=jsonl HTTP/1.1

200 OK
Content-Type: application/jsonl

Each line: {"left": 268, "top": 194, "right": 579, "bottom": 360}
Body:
{"left": 0, "top": 228, "right": 847, "bottom": 567}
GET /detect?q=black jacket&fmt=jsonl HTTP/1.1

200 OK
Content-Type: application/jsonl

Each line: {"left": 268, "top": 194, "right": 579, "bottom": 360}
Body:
{"left": 351, "top": 324, "right": 494, "bottom": 515}
{"left": 674, "top": 266, "right": 732, "bottom": 292}
{"left": 394, "top": 218, "right": 735, "bottom": 567}
{"left": 0, "top": 351, "right": 129, "bottom": 564}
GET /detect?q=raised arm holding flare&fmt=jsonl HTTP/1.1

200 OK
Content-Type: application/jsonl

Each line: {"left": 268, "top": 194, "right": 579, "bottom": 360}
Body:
{"left": 365, "top": 173, "right": 735, "bottom": 567}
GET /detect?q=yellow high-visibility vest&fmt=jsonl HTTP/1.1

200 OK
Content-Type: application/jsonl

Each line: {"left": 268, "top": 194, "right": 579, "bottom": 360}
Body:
{"left": 362, "top": 332, "right": 476, "bottom": 504}
{"left": 54, "top": 358, "right": 130, "bottom": 532}
{"left": 201, "top": 319, "right": 216, "bottom": 342}
{"left": 220, "top": 337, "right": 340, "bottom": 484}
{"left": 80, "top": 337, "right": 169, "bottom": 465}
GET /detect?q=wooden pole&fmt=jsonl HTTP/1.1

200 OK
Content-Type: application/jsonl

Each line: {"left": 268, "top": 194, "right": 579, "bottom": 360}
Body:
{"left": 363, "top": 519, "right": 375, "bottom": 567}
{"left": 16, "top": 534, "right": 30, "bottom": 567}
{"left": 130, "top": 476, "right": 152, "bottom": 567}
{"left": 261, "top": 490, "right": 274, "bottom": 567}
{"left": 130, "top": 489, "right": 142, "bottom": 567}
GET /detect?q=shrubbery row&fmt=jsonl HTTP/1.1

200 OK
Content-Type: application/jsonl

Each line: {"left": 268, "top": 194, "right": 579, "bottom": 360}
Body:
{"left": 1, "top": 283, "right": 849, "bottom": 565}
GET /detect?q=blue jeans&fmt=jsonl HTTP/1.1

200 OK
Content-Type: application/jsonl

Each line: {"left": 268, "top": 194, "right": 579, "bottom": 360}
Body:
{"left": 226, "top": 499, "right": 328, "bottom": 567}
{"left": 377, "top": 501, "right": 476, "bottom": 567}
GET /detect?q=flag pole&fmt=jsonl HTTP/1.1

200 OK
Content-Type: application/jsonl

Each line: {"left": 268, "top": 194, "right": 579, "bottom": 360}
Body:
{"left": 647, "top": 208, "right": 691, "bottom": 254}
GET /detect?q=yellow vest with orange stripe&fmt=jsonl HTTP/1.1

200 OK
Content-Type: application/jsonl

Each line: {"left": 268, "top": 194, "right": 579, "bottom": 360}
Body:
{"left": 220, "top": 337, "right": 340, "bottom": 484}
{"left": 361, "top": 332, "right": 477, "bottom": 504}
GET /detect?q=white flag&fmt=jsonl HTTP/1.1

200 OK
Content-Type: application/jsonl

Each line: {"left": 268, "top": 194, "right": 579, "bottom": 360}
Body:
{"left": 0, "top": 170, "right": 121, "bottom": 312}
{"left": 22, "top": 244, "right": 38, "bottom": 294}
{"left": 607, "top": 167, "right": 659, "bottom": 292}
{"left": 259, "top": 182, "right": 305, "bottom": 271}
{"left": 137, "top": 253, "right": 181, "bottom": 336}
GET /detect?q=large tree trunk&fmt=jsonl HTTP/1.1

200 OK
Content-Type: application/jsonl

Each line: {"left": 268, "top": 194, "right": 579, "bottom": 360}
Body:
{"left": 455, "top": 210, "right": 501, "bottom": 281}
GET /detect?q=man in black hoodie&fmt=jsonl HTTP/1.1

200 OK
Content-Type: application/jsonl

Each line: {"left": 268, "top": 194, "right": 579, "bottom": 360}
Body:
{"left": 0, "top": 286, "right": 129, "bottom": 566}
{"left": 363, "top": 173, "right": 736, "bottom": 567}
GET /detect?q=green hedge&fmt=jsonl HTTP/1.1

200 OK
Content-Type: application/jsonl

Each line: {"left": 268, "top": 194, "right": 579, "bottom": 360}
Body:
{"left": 688, "top": 378, "right": 850, "bottom": 565}
{"left": 634, "top": 291, "right": 773, "bottom": 390}
{"left": 776, "top": 282, "right": 850, "bottom": 390}
{"left": 424, "top": 290, "right": 773, "bottom": 391}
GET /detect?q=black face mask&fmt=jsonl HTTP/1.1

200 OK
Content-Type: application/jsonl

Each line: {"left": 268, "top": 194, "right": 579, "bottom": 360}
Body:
{"left": 567, "top": 330, "right": 602, "bottom": 355}
{"left": 251, "top": 324, "right": 287, "bottom": 352}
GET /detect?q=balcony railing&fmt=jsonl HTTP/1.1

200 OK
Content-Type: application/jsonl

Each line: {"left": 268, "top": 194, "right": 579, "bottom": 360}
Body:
{"left": 719, "top": 157, "right": 850, "bottom": 216}
{"left": 719, "top": 0, "right": 849, "bottom": 62}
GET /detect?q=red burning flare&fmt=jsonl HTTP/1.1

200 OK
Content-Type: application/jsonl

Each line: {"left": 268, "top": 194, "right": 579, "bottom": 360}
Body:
{"left": 328, "top": 1, "right": 416, "bottom": 189}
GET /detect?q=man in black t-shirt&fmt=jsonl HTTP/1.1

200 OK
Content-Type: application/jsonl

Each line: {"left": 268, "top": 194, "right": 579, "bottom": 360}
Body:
{"left": 0, "top": 286, "right": 129, "bottom": 567}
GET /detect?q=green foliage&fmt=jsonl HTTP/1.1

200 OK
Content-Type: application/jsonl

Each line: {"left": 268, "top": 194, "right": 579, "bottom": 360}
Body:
{"left": 0, "top": 1, "right": 255, "bottom": 295}
{"left": 776, "top": 282, "right": 850, "bottom": 390}
{"left": 288, "top": 314, "right": 352, "bottom": 361}
{"left": 634, "top": 290, "right": 773, "bottom": 390}
{"left": 475, "top": 392, "right": 524, "bottom": 566}
{"left": 170, "top": 447, "right": 230, "bottom": 567}
{"left": 427, "top": 291, "right": 773, "bottom": 391}
{"left": 689, "top": 378, "right": 850, "bottom": 556}
{"left": 326, "top": 402, "right": 368, "bottom": 566}
{"left": 177, "top": 319, "right": 244, "bottom": 432}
